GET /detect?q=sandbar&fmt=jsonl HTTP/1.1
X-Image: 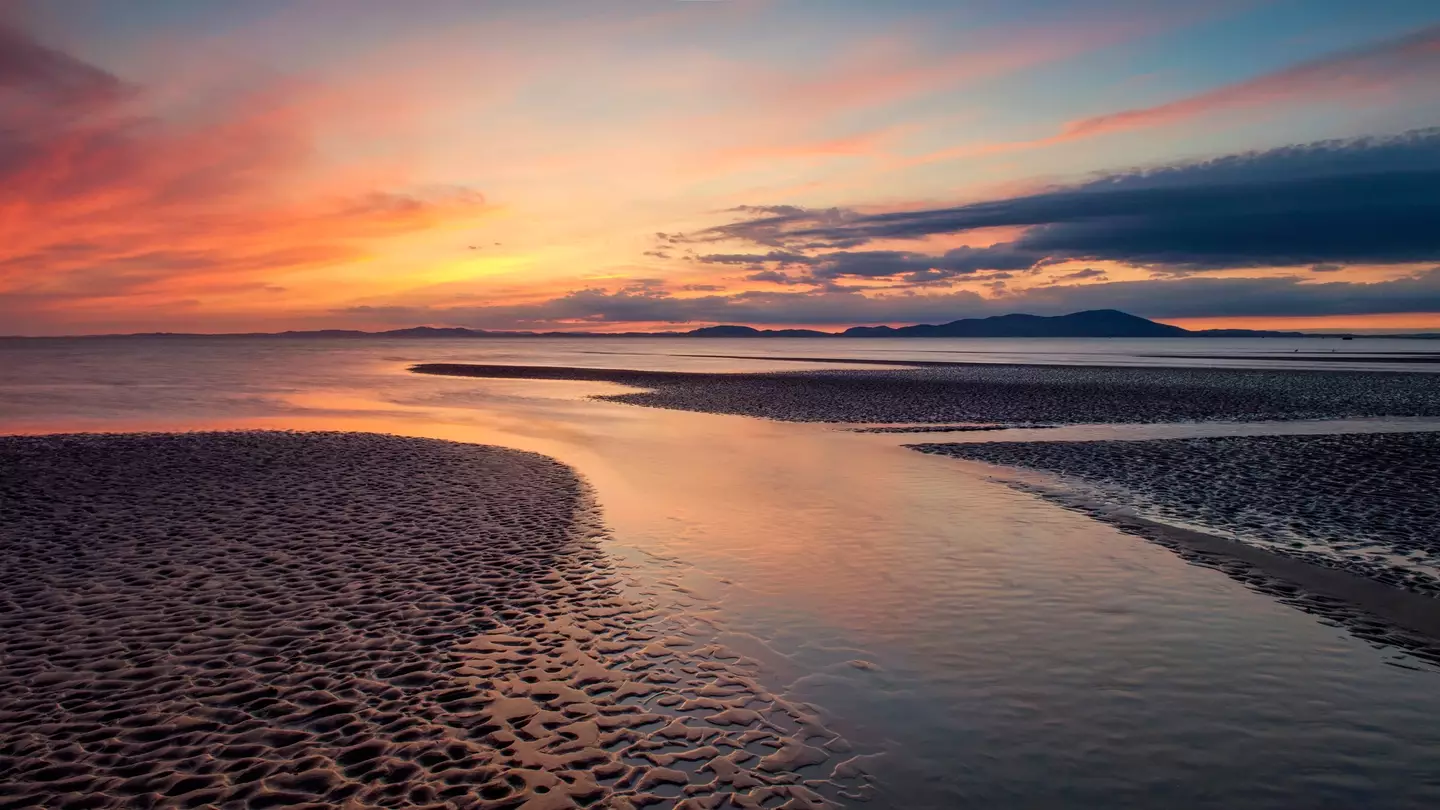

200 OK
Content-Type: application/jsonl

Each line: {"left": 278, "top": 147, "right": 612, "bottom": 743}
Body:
{"left": 0, "top": 432, "right": 865, "bottom": 809}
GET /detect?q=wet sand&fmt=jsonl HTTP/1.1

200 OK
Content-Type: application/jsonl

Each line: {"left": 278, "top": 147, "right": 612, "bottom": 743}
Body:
{"left": 414, "top": 362, "right": 1440, "bottom": 656}
{"left": 911, "top": 432, "right": 1440, "bottom": 654}
{"left": 910, "top": 432, "right": 1440, "bottom": 591}
{"left": 412, "top": 363, "right": 1440, "bottom": 423}
{"left": 614, "top": 351, "right": 1440, "bottom": 367}
{"left": 7, "top": 340, "right": 1440, "bottom": 808}
{"left": 1141, "top": 353, "right": 1440, "bottom": 364}
{"left": 0, "top": 432, "right": 866, "bottom": 810}
{"left": 847, "top": 424, "right": 1058, "bottom": 434}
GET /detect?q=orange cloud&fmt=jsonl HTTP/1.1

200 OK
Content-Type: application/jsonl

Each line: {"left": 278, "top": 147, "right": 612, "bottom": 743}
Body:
{"left": 0, "top": 21, "right": 488, "bottom": 321}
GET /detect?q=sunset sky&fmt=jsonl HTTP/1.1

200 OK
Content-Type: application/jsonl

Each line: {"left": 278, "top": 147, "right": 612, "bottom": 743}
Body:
{"left": 4, "top": 0, "right": 1440, "bottom": 335}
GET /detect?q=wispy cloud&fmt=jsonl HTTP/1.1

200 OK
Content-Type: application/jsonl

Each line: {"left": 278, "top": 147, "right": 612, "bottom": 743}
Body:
{"left": 918, "top": 23, "right": 1440, "bottom": 163}
{"left": 1061, "top": 23, "right": 1440, "bottom": 140}
{"left": 666, "top": 6, "right": 1206, "bottom": 184}
{"left": 751, "top": 12, "right": 1167, "bottom": 121}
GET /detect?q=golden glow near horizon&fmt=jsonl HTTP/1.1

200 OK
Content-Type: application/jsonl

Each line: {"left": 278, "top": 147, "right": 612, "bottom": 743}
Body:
{"left": 3, "top": 2, "right": 1439, "bottom": 335}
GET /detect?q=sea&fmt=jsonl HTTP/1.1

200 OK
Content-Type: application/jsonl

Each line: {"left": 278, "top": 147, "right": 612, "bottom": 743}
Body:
{"left": 3, "top": 335, "right": 1439, "bottom": 808}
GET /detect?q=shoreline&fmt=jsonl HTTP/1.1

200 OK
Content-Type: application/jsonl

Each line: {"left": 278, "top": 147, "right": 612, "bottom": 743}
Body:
{"left": 411, "top": 362, "right": 1440, "bottom": 424}
{"left": 0, "top": 431, "right": 869, "bottom": 809}
{"left": 7, "top": 348, "right": 1440, "bottom": 807}
{"left": 912, "top": 433, "right": 1440, "bottom": 595}
{"left": 412, "top": 361, "right": 1440, "bottom": 656}
{"left": 923, "top": 458, "right": 1440, "bottom": 661}
{"left": 653, "top": 352, "right": 1440, "bottom": 367}
{"left": 413, "top": 361, "right": 1440, "bottom": 656}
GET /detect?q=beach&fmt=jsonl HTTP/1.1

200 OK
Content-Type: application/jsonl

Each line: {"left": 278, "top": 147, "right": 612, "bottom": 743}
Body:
{"left": 412, "top": 361, "right": 1440, "bottom": 423}
{"left": 913, "top": 433, "right": 1440, "bottom": 657}
{"left": 0, "top": 432, "right": 866, "bottom": 809}
{"left": 11, "top": 4, "right": 1440, "bottom": 807}
{"left": 913, "top": 432, "right": 1440, "bottom": 593}
{"left": 4, "top": 336, "right": 1440, "bottom": 808}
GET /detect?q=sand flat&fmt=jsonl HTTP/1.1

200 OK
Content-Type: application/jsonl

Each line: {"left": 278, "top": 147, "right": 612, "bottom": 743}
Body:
{"left": 911, "top": 432, "right": 1440, "bottom": 588}
{"left": 411, "top": 363, "right": 1440, "bottom": 424}
{"left": 912, "top": 431, "right": 1440, "bottom": 656}
{"left": 0, "top": 432, "right": 862, "bottom": 809}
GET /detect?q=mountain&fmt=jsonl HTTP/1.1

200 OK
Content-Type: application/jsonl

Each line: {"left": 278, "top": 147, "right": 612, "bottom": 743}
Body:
{"left": 685, "top": 325, "right": 830, "bottom": 337}
{"left": 1187, "top": 328, "right": 1307, "bottom": 337}
{"left": 842, "top": 309, "right": 1193, "bottom": 338}
{"left": 9, "top": 310, "right": 1325, "bottom": 339}
{"left": 379, "top": 326, "right": 499, "bottom": 338}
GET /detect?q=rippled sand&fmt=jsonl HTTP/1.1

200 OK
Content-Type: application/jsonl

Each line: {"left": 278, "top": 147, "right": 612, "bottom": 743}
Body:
{"left": 847, "top": 424, "right": 1058, "bottom": 434}
{"left": 412, "top": 363, "right": 1440, "bottom": 423}
{"left": 913, "top": 432, "right": 1440, "bottom": 592}
{"left": 913, "top": 432, "right": 1440, "bottom": 660}
{"left": 0, "top": 433, "right": 868, "bottom": 810}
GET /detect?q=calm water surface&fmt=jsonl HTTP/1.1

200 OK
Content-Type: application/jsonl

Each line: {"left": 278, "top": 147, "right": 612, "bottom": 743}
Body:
{"left": 3, "top": 337, "right": 1439, "bottom": 808}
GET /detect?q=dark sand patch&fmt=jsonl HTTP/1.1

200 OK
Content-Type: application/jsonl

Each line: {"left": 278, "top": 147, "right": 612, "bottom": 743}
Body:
{"left": 911, "top": 433, "right": 1440, "bottom": 657}
{"left": 412, "top": 363, "right": 1440, "bottom": 424}
{"left": 982, "top": 478, "right": 1440, "bottom": 663}
{"left": 910, "top": 432, "right": 1440, "bottom": 591}
{"left": 624, "top": 351, "right": 1440, "bottom": 367}
{"left": 1141, "top": 354, "right": 1440, "bottom": 364}
{"left": 0, "top": 432, "right": 866, "bottom": 809}
{"left": 658, "top": 354, "right": 985, "bottom": 368}
{"left": 847, "top": 424, "right": 1058, "bottom": 435}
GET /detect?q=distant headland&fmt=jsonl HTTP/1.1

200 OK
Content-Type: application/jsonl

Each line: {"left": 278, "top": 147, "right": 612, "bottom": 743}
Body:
{"left": 7, "top": 310, "right": 1435, "bottom": 339}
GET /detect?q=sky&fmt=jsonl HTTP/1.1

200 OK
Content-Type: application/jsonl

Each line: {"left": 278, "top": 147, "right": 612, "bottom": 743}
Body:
{"left": 3, "top": 0, "right": 1440, "bottom": 335}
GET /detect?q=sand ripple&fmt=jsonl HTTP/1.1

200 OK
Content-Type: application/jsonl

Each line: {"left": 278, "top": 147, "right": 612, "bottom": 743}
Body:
{"left": 913, "top": 432, "right": 1440, "bottom": 659}
{"left": 412, "top": 363, "right": 1440, "bottom": 424}
{"left": 912, "top": 432, "right": 1440, "bottom": 593}
{"left": 0, "top": 432, "right": 865, "bottom": 809}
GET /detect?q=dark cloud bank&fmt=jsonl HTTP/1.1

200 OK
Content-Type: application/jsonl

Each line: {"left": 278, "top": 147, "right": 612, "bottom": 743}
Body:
{"left": 353, "top": 130, "right": 1440, "bottom": 328}
{"left": 692, "top": 128, "right": 1440, "bottom": 275}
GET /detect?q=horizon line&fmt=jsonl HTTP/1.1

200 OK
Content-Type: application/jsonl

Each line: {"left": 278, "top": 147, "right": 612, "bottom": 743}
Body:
{"left": 6, "top": 309, "right": 1440, "bottom": 340}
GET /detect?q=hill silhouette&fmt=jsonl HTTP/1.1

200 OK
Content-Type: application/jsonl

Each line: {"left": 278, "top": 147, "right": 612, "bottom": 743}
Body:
{"left": 13, "top": 310, "right": 1323, "bottom": 339}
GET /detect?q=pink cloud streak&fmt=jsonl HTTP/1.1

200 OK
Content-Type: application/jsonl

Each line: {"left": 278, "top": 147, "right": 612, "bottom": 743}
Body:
{"left": 1061, "top": 23, "right": 1440, "bottom": 139}
{"left": 912, "top": 23, "right": 1440, "bottom": 167}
